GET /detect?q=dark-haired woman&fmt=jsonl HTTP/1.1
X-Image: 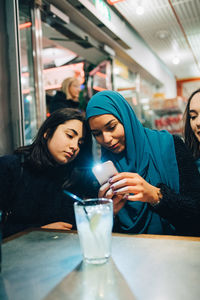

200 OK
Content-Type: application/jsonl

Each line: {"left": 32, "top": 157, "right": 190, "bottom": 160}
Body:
{"left": 0, "top": 108, "right": 97, "bottom": 238}
{"left": 183, "top": 88, "right": 200, "bottom": 172}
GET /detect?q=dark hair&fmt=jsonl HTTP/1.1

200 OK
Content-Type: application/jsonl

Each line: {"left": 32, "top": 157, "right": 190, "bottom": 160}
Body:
{"left": 15, "top": 108, "right": 91, "bottom": 169}
{"left": 183, "top": 88, "right": 200, "bottom": 159}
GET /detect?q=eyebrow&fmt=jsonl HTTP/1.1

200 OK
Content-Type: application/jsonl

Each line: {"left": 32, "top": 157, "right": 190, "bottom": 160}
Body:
{"left": 66, "top": 128, "right": 78, "bottom": 135}
{"left": 189, "top": 109, "right": 197, "bottom": 114}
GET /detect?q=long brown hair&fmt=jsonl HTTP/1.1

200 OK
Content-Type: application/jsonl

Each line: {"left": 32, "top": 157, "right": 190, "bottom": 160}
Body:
{"left": 183, "top": 88, "right": 200, "bottom": 159}
{"left": 15, "top": 108, "right": 92, "bottom": 169}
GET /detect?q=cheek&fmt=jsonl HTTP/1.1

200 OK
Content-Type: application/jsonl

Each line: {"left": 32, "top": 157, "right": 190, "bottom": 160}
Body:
{"left": 95, "top": 136, "right": 103, "bottom": 144}
{"left": 118, "top": 127, "right": 125, "bottom": 139}
{"left": 190, "top": 120, "right": 195, "bottom": 131}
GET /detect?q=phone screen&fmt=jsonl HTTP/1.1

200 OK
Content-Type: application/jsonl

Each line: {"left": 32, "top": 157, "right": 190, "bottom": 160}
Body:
{"left": 92, "top": 160, "right": 118, "bottom": 185}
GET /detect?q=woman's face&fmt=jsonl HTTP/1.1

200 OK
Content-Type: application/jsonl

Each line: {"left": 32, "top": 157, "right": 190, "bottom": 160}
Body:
{"left": 189, "top": 92, "right": 200, "bottom": 143}
{"left": 46, "top": 119, "right": 84, "bottom": 164}
{"left": 89, "top": 114, "right": 125, "bottom": 154}
{"left": 69, "top": 80, "right": 81, "bottom": 101}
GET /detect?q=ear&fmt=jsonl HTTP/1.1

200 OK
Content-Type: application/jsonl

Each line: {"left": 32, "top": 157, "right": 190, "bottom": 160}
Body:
{"left": 44, "top": 132, "right": 48, "bottom": 139}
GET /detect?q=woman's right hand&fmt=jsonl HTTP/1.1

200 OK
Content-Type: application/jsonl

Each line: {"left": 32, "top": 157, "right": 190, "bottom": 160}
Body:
{"left": 41, "top": 222, "right": 73, "bottom": 230}
{"left": 98, "top": 182, "right": 127, "bottom": 215}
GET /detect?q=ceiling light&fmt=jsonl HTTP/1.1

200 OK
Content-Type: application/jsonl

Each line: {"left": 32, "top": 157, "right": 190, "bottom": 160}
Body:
{"left": 155, "top": 30, "right": 170, "bottom": 40}
{"left": 172, "top": 56, "right": 180, "bottom": 65}
{"left": 136, "top": 6, "right": 144, "bottom": 15}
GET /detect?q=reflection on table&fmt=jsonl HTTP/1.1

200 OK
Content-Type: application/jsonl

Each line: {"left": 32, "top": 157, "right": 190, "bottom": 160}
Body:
{"left": 1, "top": 230, "right": 200, "bottom": 300}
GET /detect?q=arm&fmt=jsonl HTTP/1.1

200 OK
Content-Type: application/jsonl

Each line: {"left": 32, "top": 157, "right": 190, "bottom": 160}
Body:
{"left": 153, "top": 136, "right": 200, "bottom": 236}
{"left": 110, "top": 136, "right": 200, "bottom": 235}
{"left": 0, "top": 155, "right": 20, "bottom": 210}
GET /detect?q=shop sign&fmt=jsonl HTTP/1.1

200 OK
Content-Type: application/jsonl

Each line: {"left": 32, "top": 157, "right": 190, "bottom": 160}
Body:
{"left": 21, "top": 63, "right": 85, "bottom": 93}
{"left": 114, "top": 59, "right": 128, "bottom": 79}
{"left": 43, "top": 63, "right": 85, "bottom": 90}
{"left": 107, "top": 0, "right": 126, "bottom": 4}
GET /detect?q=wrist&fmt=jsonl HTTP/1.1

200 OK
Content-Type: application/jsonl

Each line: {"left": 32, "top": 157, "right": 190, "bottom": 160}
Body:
{"left": 150, "top": 187, "right": 162, "bottom": 206}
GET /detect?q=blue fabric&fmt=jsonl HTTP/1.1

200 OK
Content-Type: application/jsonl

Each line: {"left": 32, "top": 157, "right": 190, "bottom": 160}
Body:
{"left": 86, "top": 90, "right": 180, "bottom": 234}
{"left": 195, "top": 158, "right": 200, "bottom": 173}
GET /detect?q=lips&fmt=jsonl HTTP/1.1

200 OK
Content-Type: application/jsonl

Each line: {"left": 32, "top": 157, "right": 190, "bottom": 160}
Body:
{"left": 108, "top": 143, "right": 119, "bottom": 150}
{"left": 65, "top": 152, "right": 74, "bottom": 158}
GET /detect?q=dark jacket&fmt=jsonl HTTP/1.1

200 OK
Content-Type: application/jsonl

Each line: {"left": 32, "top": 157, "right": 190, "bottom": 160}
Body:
{"left": 0, "top": 154, "right": 98, "bottom": 238}
{"left": 114, "top": 135, "right": 200, "bottom": 236}
{"left": 49, "top": 91, "right": 80, "bottom": 113}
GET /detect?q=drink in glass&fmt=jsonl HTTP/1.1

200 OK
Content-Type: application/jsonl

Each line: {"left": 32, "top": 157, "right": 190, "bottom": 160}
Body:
{"left": 74, "top": 198, "right": 113, "bottom": 264}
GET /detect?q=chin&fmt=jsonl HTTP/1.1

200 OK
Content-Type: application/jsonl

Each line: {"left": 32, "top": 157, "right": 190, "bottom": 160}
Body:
{"left": 196, "top": 136, "right": 200, "bottom": 143}
{"left": 112, "top": 148, "right": 123, "bottom": 154}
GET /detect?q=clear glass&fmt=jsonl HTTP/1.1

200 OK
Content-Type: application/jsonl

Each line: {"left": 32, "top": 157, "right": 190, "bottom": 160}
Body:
{"left": 74, "top": 199, "right": 113, "bottom": 264}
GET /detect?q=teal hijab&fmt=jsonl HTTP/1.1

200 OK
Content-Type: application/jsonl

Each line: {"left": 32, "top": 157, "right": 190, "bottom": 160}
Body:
{"left": 86, "top": 91, "right": 179, "bottom": 234}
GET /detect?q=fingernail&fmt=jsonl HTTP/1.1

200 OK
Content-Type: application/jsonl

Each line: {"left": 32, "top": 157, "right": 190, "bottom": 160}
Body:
{"left": 109, "top": 178, "right": 113, "bottom": 183}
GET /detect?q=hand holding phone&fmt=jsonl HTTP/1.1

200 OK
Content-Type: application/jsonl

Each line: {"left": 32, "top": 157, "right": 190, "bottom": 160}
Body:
{"left": 92, "top": 160, "right": 118, "bottom": 185}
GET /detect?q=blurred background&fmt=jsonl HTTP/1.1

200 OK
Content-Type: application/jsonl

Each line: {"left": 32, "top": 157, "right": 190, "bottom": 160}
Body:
{"left": 1, "top": 0, "right": 200, "bottom": 154}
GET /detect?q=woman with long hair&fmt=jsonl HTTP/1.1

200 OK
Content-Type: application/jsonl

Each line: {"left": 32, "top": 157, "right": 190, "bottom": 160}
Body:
{"left": 183, "top": 88, "right": 200, "bottom": 172}
{"left": 0, "top": 108, "right": 96, "bottom": 238}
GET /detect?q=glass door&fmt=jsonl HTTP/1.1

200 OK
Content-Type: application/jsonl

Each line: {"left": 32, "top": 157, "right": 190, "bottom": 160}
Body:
{"left": 19, "top": 0, "right": 45, "bottom": 144}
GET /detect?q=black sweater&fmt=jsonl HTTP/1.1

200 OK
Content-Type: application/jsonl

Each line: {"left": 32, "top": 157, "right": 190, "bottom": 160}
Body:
{"left": 153, "top": 135, "right": 200, "bottom": 236}
{"left": 0, "top": 155, "right": 97, "bottom": 238}
{"left": 49, "top": 91, "right": 80, "bottom": 113}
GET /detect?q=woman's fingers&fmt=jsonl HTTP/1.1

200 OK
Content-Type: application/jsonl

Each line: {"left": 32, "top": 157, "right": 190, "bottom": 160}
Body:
{"left": 113, "top": 195, "right": 127, "bottom": 214}
{"left": 62, "top": 222, "right": 73, "bottom": 229}
{"left": 110, "top": 176, "right": 142, "bottom": 189}
{"left": 126, "top": 193, "right": 144, "bottom": 202}
{"left": 110, "top": 172, "right": 139, "bottom": 183}
{"left": 98, "top": 182, "right": 110, "bottom": 197}
{"left": 41, "top": 222, "right": 73, "bottom": 230}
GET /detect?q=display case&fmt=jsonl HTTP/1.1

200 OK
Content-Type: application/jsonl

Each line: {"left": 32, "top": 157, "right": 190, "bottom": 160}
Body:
{"left": 150, "top": 95, "right": 186, "bottom": 135}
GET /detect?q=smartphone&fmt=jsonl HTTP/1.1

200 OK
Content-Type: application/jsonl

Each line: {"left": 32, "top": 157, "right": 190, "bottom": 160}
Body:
{"left": 92, "top": 160, "right": 118, "bottom": 185}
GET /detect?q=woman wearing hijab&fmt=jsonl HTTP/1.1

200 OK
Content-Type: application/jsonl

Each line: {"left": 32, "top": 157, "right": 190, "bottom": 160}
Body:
{"left": 86, "top": 90, "right": 200, "bottom": 236}
{"left": 183, "top": 88, "right": 200, "bottom": 172}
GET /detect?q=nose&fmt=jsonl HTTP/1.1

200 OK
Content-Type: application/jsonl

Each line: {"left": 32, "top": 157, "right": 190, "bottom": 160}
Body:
{"left": 69, "top": 139, "right": 79, "bottom": 151}
{"left": 196, "top": 114, "right": 200, "bottom": 126}
{"left": 102, "top": 132, "right": 112, "bottom": 144}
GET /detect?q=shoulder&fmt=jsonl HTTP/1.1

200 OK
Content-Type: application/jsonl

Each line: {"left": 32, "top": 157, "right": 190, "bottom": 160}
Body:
{"left": 172, "top": 135, "right": 194, "bottom": 159}
{"left": 53, "top": 91, "right": 66, "bottom": 100}
{"left": 49, "top": 92, "right": 68, "bottom": 113}
{"left": 0, "top": 154, "right": 22, "bottom": 179}
{"left": 172, "top": 135, "right": 200, "bottom": 178}
{"left": 0, "top": 154, "right": 20, "bottom": 167}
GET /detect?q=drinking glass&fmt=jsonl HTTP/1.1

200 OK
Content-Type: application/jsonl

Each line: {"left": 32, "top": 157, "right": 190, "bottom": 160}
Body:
{"left": 74, "top": 198, "right": 113, "bottom": 264}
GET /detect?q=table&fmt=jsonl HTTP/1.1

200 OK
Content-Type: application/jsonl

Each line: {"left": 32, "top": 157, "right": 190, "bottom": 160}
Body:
{"left": 1, "top": 230, "right": 200, "bottom": 300}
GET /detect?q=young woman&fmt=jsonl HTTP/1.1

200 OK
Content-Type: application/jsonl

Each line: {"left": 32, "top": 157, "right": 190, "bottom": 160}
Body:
{"left": 184, "top": 88, "right": 200, "bottom": 172}
{"left": 49, "top": 77, "right": 81, "bottom": 113}
{"left": 0, "top": 108, "right": 96, "bottom": 238}
{"left": 86, "top": 90, "right": 200, "bottom": 236}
